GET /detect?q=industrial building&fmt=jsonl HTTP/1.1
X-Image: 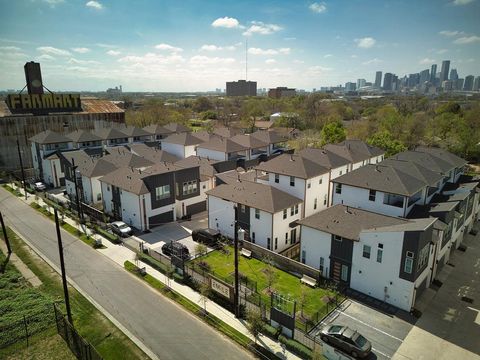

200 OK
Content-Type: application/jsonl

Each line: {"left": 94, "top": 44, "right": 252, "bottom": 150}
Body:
{"left": 226, "top": 80, "right": 257, "bottom": 97}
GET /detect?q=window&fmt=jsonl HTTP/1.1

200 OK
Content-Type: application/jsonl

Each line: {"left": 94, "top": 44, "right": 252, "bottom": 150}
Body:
{"left": 341, "top": 265, "right": 348, "bottom": 282}
{"left": 202, "top": 184, "right": 206, "bottom": 189}
{"left": 307, "top": 182, "right": 311, "bottom": 189}
{"left": 97, "top": 193, "right": 102, "bottom": 201}
{"left": 291, "top": 206, "right": 294, "bottom": 216}
{"left": 339, "top": 170, "right": 343, "bottom": 176}
{"left": 369, "top": 190, "right": 376, "bottom": 202}
{"left": 255, "top": 208, "right": 260, "bottom": 219}
{"left": 335, "top": 183, "right": 342, "bottom": 194}
{"left": 283, "top": 209, "right": 287, "bottom": 219}
{"left": 417, "top": 245, "right": 429, "bottom": 270}
{"left": 314, "top": 198, "right": 317, "bottom": 210}
{"left": 267, "top": 238, "right": 271, "bottom": 250}
{"left": 275, "top": 174, "right": 279, "bottom": 183}
{"left": 377, "top": 247, "right": 383, "bottom": 263}
{"left": 252, "top": 232, "right": 255, "bottom": 243}
{"left": 294, "top": 204, "right": 299, "bottom": 215}
{"left": 274, "top": 238, "right": 278, "bottom": 250}
{"left": 182, "top": 181, "right": 197, "bottom": 195}
{"left": 319, "top": 178, "right": 323, "bottom": 184}
{"left": 324, "top": 194, "right": 327, "bottom": 205}
{"left": 334, "top": 235, "right": 342, "bottom": 242}
{"left": 301, "top": 250, "right": 306, "bottom": 264}
{"left": 290, "top": 176, "right": 295, "bottom": 186}
{"left": 404, "top": 251, "right": 414, "bottom": 274}
{"left": 107, "top": 186, "right": 110, "bottom": 191}
{"left": 155, "top": 185, "right": 170, "bottom": 200}
{"left": 319, "top": 257, "right": 324, "bottom": 273}
{"left": 363, "top": 245, "right": 371, "bottom": 259}
{"left": 241, "top": 204, "right": 246, "bottom": 213}
{"left": 285, "top": 232, "right": 288, "bottom": 244}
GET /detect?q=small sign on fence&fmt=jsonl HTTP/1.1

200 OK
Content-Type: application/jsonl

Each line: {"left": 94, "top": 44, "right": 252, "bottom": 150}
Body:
{"left": 211, "top": 278, "right": 231, "bottom": 299}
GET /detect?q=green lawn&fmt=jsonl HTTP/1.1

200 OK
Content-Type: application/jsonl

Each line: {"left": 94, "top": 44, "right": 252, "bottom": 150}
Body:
{"left": 193, "top": 246, "right": 339, "bottom": 320}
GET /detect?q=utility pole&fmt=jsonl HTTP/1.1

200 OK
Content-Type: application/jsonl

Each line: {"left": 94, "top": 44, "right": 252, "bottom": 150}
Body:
{"left": 234, "top": 205, "right": 240, "bottom": 318}
{"left": 16, "top": 138, "right": 27, "bottom": 200}
{"left": 71, "top": 158, "right": 83, "bottom": 224}
{"left": 0, "top": 211, "right": 12, "bottom": 255}
{"left": 54, "top": 209, "right": 73, "bottom": 325}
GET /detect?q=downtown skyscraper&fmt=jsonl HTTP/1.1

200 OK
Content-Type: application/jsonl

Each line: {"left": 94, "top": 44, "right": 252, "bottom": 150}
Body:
{"left": 440, "top": 60, "right": 450, "bottom": 82}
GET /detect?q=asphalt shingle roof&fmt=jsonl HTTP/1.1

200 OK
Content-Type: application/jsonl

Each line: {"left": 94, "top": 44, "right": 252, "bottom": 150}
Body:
{"left": 255, "top": 153, "right": 329, "bottom": 179}
{"left": 197, "top": 137, "right": 248, "bottom": 153}
{"left": 29, "top": 130, "right": 71, "bottom": 144}
{"left": 162, "top": 132, "right": 206, "bottom": 146}
{"left": 206, "top": 181, "right": 302, "bottom": 213}
{"left": 381, "top": 159, "right": 444, "bottom": 187}
{"left": 324, "top": 140, "right": 384, "bottom": 163}
{"left": 120, "top": 126, "right": 151, "bottom": 137}
{"left": 66, "top": 130, "right": 102, "bottom": 143}
{"left": 163, "top": 122, "right": 191, "bottom": 133}
{"left": 297, "top": 148, "right": 351, "bottom": 169}
{"left": 230, "top": 134, "right": 269, "bottom": 149}
{"left": 250, "top": 130, "right": 286, "bottom": 144}
{"left": 128, "top": 143, "right": 180, "bottom": 163}
{"left": 143, "top": 124, "right": 174, "bottom": 136}
{"left": 95, "top": 128, "right": 128, "bottom": 140}
{"left": 175, "top": 155, "right": 218, "bottom": 179}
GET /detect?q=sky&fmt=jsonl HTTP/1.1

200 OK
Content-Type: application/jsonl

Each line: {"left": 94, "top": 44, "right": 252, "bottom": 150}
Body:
{"left": 0, "top": 0, "right": 479, "bottom": 92}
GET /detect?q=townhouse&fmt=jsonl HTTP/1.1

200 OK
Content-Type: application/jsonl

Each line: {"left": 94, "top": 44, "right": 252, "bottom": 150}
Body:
{"left": 66, "top": 130, "right": 102, "bottom": 150}
{"left": 121, "top": 126, "right": 152, "bottom": 144}
{"left": 196, "top": 136, "right": 249, "bottom": 161}
{"left": 100, "top": 162, "right": 202, "bottom": 230}
{"left": 298, "top": 205, "right": 437, "bottom": 312}
{"left": 96, "top": 128, "right": 129, "bottom": 147}
{"left": 230, "top": 134, "right": 270, "bottom": 160}
{"left": 207, "top": 180, "right": 303, "bottom": 253}
{"left": 160, "top": 132, "right": 205, "bottom": 159}
{"left": 143, "top": 124, "right": 175, "bottom": 142}
{"left": 323, "top": 139, "right": 385, "bottom": 171}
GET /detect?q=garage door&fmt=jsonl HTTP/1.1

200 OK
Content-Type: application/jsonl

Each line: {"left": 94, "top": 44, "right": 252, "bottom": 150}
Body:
{"left": 186, "top": 201, "right": 206, "bottom": 216}
{"left": 415, "top": 277, "right": 428, "bottom": 305}
{"left": 149, "top": 211, "right": 174, "bottom": 228}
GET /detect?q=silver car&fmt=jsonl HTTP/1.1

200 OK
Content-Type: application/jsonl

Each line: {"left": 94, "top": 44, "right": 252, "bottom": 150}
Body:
{"left": 110, "top": 221, "right": 132, "bottom": 237}
{"left": 320, "top": 324, "right": 372, "bottom": 358}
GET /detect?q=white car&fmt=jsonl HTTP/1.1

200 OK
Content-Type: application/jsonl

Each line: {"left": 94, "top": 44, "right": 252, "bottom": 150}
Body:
{"left": 34, "top": 182, "right": 46, "bottom": 191}
{"left": 110, "top": 221, "right": 133, "bottom": 237}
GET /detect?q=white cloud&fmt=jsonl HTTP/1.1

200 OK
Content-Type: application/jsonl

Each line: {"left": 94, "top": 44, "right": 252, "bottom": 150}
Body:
{"left": 265, "top": 59, "right": 277, "bottom": 64}
{"left": 309, "top": 2, "right": 327, "bottom": 13}
{"left": 106, "top": 50, "right": 121, "bottom": 56}
{"left": 323, "top": 54, "right": 333, "bottom": 58}
{"left": 68, "top": 58, "right": 100, "bottom": 65}
{"left": 0, "top": 46, "right": 21, "bottom": 51}
{"left": 200, "top": 44, "right": 236, "bottom": 51}
{"left": 154, "top": 43, "right": 183, "bottom": 52}
{"left": 307, "top": 65, "right": 333, "bottom": 75}
{"left": 355, "top": 37, "right": 376, "bottom": 48}
{"left": 72, "top": 47, "right": 90, "bottom": 53}
{"left": 439, "top": 30, "right": 463, "bottom": 37}
{"left": 248, "top": 47, "right": 290, "bottom": 55}
{"left": 437, "top": 49, "right": 448, "bottom": 54}
{"left": 362, "top": 58, "right": 382, "bottom": 65}
{"left": 293, "top": 59, "right": 304, "bottom": 64}
{"left": 118, "top": 52, "right": 186, "bottom": 65}
{"left": 86, "top": 1, "right": 103, "bottom": 10}
{"left": 189, "top": 55, "right": 235, "bottom": 65}
{"left": 351, "top": 54, "right": 358, "bottom": 58}
{"left": 43, "top": 0, "right": 64, "bottom": 6}
{"left": 452, "top": 0, "right": 474, "bottom": 5}
{"left": 211, "top": 17, "right": 241, "bottom": 28}
{"left": 37, "top": 54, "right": 56, "bottom": 61}
{"left": 96, "top": 43, "right": 117, "bottom": 48}
{"left": 419, "top": 57, "right": 436, "bottom": 64}
{"left": 243, "top": 21, "right": 282, "bottom": 36}
{"left": 37, "top": 46, "right": 71, "bottom": 56}
{"left": 454, "top": 35, "right": 480, "bottom": 44}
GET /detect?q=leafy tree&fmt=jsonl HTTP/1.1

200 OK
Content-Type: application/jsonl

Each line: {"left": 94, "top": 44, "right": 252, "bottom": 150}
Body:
{"left": 165, "top": 263, "right": 175, "bottom": 289}
{"left": 320, "top": 121, "right": 346, "bottom": 146}
{"left": 198, "top": 281, "right": 210, "bottom": 315}
{"left": 193, "top": 97, "right": 213, "bottom": 113}
{"left": 367, "top": 130, "right": 407, "bottom": 157}
{"left": 263, "top": 263, "right": 278, "bottom": 294}
{"left": 435, "top": 101, "right": 461, "bottom": 115}
{"left": 200, "top": 110, "right": 217, "bottom": 120}
{"left": 298, "top": 285, "right": 308, "bottom": 319}
{"left": 246, "top": 309, "right": 263, "bottom": 345}
{"left": 195, "top": 243, "right": 208, "bottom": 257}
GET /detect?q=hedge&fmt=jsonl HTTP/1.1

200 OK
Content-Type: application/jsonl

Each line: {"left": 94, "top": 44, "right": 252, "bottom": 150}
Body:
{"left": 279, "top": 334, "right": 313, "bottom": 359}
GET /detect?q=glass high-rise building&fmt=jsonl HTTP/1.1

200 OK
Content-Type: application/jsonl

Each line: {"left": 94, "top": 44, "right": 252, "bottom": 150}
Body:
{"left": 464, "top": 75, "right": 474, "bottom": 91}
{"left": 440, "top": 60, "right": 450, "bottom": 82}
{"left": 375, "top": 71, "right": 382, "bottom": 88}
{"left": 430, "top": 64, "right": 437, "bottom": 84}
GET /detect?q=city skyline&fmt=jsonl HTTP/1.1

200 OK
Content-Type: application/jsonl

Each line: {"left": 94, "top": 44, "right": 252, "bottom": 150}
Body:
{"left": 0, "top": 0, "right": 479, "bottom": 91}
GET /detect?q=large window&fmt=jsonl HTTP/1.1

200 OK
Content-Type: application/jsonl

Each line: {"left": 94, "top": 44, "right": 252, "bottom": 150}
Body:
{"left": 404, "top": 251, "right": 414, "bottom": 274}
{"left": 363, "top": 245, "right": 371, "bottom": 259}
{"left": 255, "top": 208, "right": 260, "bottom": 219}
{"left": 335, "top": 183, "right": 342, "bottom": 194}
{"left": 417, "top": 245, "right": 429, "bottom": 270}
{"left": 383, "top": 193, "right": 404, "bottom": 208}
{"left": 182, "top": 181, "right": 197, "bottom": 195}
{"left": 341, "top": 265, "right": 348, "bottom": 282}
{"left": 155, "top": 185, "right": 170, "bottom": 200}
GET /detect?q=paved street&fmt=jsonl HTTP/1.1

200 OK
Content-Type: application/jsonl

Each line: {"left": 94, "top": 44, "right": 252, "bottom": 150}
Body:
{"left": 314, "top": 299, "right": 413, "bottom": 359}
{"left": 0, "top": 189, "right": 252, "bottom": 360}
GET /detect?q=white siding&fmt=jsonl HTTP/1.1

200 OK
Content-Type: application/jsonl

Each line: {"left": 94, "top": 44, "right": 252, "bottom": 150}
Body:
{"left": 304, "top": 174, "right": 330, "bottom": 217}
{"left": 101, "top": 181, "right": 113, "bottom": 214}
{"left": 161, "top": 142, "right": 186, "bottom": 158}
{"left": 120, "top": 190, "right": 142, "bottom": 230}
{"left": 250, "top": 209, "right": 273, "bottom": 249}
{"left": 267, "top": 173, "right": 305, "bottom": 206}
{"left": 300, "top": 226, "right": 332, "bottom": 278}
{"left": 272, "top": 209, "right": 301, "bottom": 253}
{"left": 208, "top": 195, "right": 235, "bottom": 238}
{"left": 196, "top": 147, "right": 227, "bottom": 161}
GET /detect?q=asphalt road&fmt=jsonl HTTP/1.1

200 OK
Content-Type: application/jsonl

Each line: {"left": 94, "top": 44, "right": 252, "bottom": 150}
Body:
{"left": 0, "top": 190, "right": 251, "bottom": 360}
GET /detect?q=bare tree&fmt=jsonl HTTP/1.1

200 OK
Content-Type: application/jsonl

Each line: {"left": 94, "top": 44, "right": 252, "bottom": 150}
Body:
{"left": 198, "top": 281, "right": 210, "bottom": 315}
{"left": 299, "top": 285, "right": 308, "bottom": 319}
{"left": 246, "top": 309, "right": 263, "bottom": 345}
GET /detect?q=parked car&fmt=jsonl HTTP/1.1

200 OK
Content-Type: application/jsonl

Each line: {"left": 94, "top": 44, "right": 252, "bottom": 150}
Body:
{"left": 34, "top": 182, "right": 46, "bottom": 191}
{"left": 110, "top": 221, "right": 133, "bottom": 237}
{"left": 162, "top": 241, "right": 190, "bottom": 260}
{"left": 319, "top": 325, "right": 372, "bottom": 358}
{"left": 191, "top": 228, "right": 220, "bottom": 246}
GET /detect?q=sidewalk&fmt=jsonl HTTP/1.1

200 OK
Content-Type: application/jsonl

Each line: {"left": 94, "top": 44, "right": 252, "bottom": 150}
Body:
{"left": 8, "top": 184, "right": 302, "bottom": 360}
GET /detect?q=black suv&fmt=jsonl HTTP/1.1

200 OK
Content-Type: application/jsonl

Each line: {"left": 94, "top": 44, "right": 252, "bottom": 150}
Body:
{"left": 162, "top": 241, "right": 190, "bottom": 260}
{"left": 191, "top": 228, "right": 220, "bottom": 246}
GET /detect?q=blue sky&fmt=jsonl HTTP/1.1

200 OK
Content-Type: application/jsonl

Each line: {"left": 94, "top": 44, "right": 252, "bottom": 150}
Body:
{"left": 0, "top": 0, "right": 479, "bottom": 91}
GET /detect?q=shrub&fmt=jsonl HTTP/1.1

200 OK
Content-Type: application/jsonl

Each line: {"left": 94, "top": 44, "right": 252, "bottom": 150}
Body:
{"left": 278, "top": 334, "right": 313, "bottom": 359}
{"left": 197, "top": 260, "right": 211, "bottom": 272}
{"left": 262, "top": 323, "right": 281, "bottom": 339}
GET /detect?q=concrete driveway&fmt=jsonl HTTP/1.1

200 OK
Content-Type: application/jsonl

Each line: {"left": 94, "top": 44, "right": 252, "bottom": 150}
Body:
{"left": 393, "top": 221, "right": 480, "bottom": 360}
{"left": 313, "top": 299, "right": 414, "bottom": 359}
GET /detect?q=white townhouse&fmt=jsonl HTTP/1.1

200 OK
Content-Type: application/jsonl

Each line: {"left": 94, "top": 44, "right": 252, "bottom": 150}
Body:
{"left": 230, "top": 134, "right": 270, "bottom": 160}
{"left": 255, "top": 154, "right": 331, "bottom": 217}
{"left": 299, "top": 205, "right": 437, "bottom": 312}
{"left": 66, "top": 130, "right": 102, "bottom": 150}
{"left": 143, "top": 124, "right": 175, "bottom": 142}
{"left": 250, "top": 130, "right": 288, "bottom": 155}
{"left": 96, "top": 128, "right": 129, "bottom": 147}
{"left": 196, "top": 137, "right": 249, "bottom": 162}
{"left": 207, "top": 180, "right": 303, "bottom": 253}
{"left": 323, "top": 140, "right": 385, "bottom": 172}
{"left": 160, "top": 132, "right": 205, "bottom": 159}
{"left": 121, "top": 126, "right": 152, "bottom": 144}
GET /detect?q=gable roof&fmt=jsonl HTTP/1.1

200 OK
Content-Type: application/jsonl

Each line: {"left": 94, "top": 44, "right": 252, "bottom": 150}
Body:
{"left": 79, "top": 157, "right": 118, "bottom": 178}
{"left": 298, "top": 204, "right": 410, "bottom": 240}
{"left": 298, "top": 148, "right": 351, "bottom": 169}
{"left": 66, "top": 130, "right": 102, "bottom": 143}
{"left": 175, "top": 155, "right": 218, "bottom": 179}
{"left": 101, "top": 147, "right": 154, "bottom": 168}
{"left": 323, "top": 140, "right": 384, "bottom": 163}
{"left": 250, "top": 130, "right": 286, "bottom": 144}
{"left": 128, "top": 143, "right": 180, "bottom": 163}
{"left": 197, "top": 136, "right": 248, "bottom": 153}
{"left": 206, "top": 181, "right": 302, "bottom": 213}
{"left": 381, "top": 159, "right": 444, "bottom": 187}
{"left": 255, "top": 153, "right": 329, "bottom": 179}
{"left": 29, "top": 130, "right": 71, "bottom": 144}
{"left": 393, "top": 150, "right": 453, "bottom": 174}
{"left": 213, "top": 127, "right": 242, "bottom": 138}
{"left": 415, "top": 146, "right": 467, "bottom": 168}
{"left": 231, "top": 134, "right": 269, "bottom": 149}
{"left": 143, "top": 124, "right": 174, "bottom": 136}
{"left": 120, "top": 126, "right": 151, "bottom": 137}
{"left": 333, "top": 164, "right": 426, "bottom": 196}
{"left": 95, "top": 127, "right": 128, "bottom": 140}
{"left": 163, "top": 122, "right": 191, "bottom": 133}
{"left": 162, "top": 132, "right": 205, "bottom": 146}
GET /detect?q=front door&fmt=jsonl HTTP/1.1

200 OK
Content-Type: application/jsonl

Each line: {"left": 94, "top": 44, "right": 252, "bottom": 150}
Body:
{"left": 332, "top": 261, "right": 341, "bottom": 282}
{"left": 290, "top": 228, "right": 297, "bottom": 245}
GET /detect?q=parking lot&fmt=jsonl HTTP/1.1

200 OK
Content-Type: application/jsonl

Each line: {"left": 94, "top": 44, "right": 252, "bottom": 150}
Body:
{"left": 312, "top": 299, "right": 414, "bottom": 359}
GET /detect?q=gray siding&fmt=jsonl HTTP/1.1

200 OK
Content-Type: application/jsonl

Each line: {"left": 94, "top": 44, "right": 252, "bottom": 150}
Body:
{"left": 175, "top": 167, "right": 200, "bottom": 201}
{"left": 238, "top": 204, "right": 251, "bottom": 239}
{"left": 143, "top": 172, "right": 175, "bottom": 209}
{"left": 186, "top": 201, "right": 206, "bottom": 215}
{"left": 399, "top": 226, "right": 433, "bottom": 282}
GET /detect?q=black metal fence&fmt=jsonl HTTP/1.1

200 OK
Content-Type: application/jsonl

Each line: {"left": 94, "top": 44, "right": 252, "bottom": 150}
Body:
{"left": 53, "top": 305, "right": 103, "bottom": 360}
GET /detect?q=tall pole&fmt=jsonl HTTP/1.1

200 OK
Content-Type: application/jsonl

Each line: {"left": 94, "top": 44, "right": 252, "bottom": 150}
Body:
{"left": 55, "top": 209, "right": 73, "bottom": 325}
{"left": 16, "top": 138, "right": 27, "bottom": 200}
{"left": 0, "top": 211, "right": 12, "bottom": 255}
{"left": 71, "top": 158, "right": 83, "bottom": 223}
{"left": 234, "top": 205, "right": 240, "bottom": 318}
